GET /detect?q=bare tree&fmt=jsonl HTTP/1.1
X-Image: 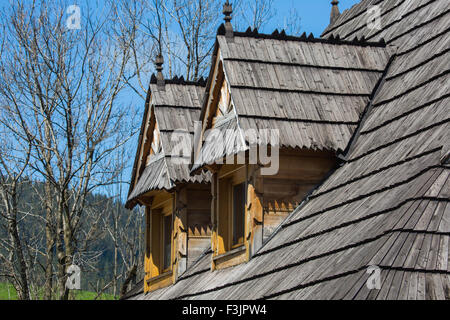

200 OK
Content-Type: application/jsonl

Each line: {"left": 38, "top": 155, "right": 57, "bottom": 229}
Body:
{"left": 101, "top": 146, "right": 136, "bottom": 298}
{"left": 117, "top": 206, "right": 144, "bottom": 298}
{"left": 0, "top": 0, "right": 279, "bottom": 300}
{"left": 0, "top": 127, "right": 32, "bottom": 300}
{"left": 234, "top": 0, "right": 275, "bottom": 31}
{"left": 102, "top": 172, "right": 145, "bottom": 298}
{"left": 283, "top": 1, "right": 302, "bottom": 36}
{"left": 0, "top": 0, "right": 138, "bottom": 299}
{"left": 109, "top": 0, "right": 162, "bottom": 100}
{"left": 114, "top": 0, "right": 278, "bottom": 87}
{"left": 167, "top": 0, "right": 221, "bottom": 80}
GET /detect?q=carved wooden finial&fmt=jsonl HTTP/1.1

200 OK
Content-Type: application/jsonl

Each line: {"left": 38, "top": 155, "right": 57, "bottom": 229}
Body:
{"left": 330, "top": 0, "right": 341, "bottom": 25}
{"left": 223, "top": 1, "right": 233, "bottom": 39}
{"left": 155, "top": 54, "right": 165, "bottom": 90}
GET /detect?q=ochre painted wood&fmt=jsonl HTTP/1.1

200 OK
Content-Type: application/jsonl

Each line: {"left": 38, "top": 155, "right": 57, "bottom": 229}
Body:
{"left": 144, "top": 193, "right": 174, "bottom": 293}
{"left": 212, "top": 165, "right": 250, "bottom": 270}
{"left": 152, "top": 192, "right": 173, "bottom": 210}
{"left": 149, "top": 212, "right": 162, "bottom": 279}
{"left": 147, "top": 271, "right": 173, "bottom": 292}
{"left": 213, "top": 247, "right": 247, "bottom": 270}
{"left": 211, "top": 173, "right": 219, "bottom": 260}
{"left": 247, "top": 165, "right": 264, "bottom": 257}
{"left": 144, "top": 184, "right": 212, "bottom": 291}
{"left": 209, "top": 148, "right": 336, "bottom": 270}
{"left": 144, "top": 207, "right": 151, "bottom": 293}
{"left": 217, "top": 177, "right": 231, "bottom": 255}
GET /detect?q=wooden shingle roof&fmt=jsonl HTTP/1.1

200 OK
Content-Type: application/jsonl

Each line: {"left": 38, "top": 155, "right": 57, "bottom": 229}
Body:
{"left": 132, "top": 0, "right": 449, "bottom": 299}
{"left": 192, "top": 31, "right": 390, "bottom": 171}
{"left": 126, "top": 80, "right": 210, "bottom": 209}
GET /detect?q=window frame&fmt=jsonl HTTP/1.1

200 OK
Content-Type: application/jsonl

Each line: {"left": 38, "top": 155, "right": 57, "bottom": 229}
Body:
{"left": 148, "top": 195, "right": 174, "bottom": 279}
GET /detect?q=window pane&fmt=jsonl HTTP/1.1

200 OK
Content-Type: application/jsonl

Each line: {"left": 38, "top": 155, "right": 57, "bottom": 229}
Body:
{"left": 232, "top": 183, "right": 245, "bottom": 246}
{"left": 163, "top": 215, "right": 172, "bottom": 270}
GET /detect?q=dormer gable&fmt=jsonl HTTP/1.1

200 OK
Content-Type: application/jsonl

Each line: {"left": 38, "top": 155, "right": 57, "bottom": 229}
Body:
{"left": 126, "top": 76, "right": 212, "bottom": 293}
{"left": 190, "top": 22, "right": 389, "bottom": 271}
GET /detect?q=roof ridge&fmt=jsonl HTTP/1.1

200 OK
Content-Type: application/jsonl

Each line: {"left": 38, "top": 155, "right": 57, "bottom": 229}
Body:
{"left": 217, "top": 23, "right": 386, "bottom": 47}
{"left": 150, "top": 74, "right": 207, "bottom": 86}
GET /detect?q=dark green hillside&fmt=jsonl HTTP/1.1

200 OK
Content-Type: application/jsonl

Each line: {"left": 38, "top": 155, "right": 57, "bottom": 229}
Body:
{"left": 0, "top": 180, "right": 144, "bottom": 299}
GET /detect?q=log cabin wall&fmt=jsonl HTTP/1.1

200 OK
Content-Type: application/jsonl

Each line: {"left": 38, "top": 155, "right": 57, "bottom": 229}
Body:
{"left": 186, "top": 184, "right": 212, "bottom": 268}
{"left": 210, "top": 149, "right": 336, "bottom": 270}
{"left": 260, "top": 149, "right": 336, "bottom": 242}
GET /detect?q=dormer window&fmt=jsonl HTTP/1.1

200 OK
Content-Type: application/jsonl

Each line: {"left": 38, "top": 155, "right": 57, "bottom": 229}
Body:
{"left": 194, "top": 46, "right": 339, "bottom": 272}
{"left": 126, "top": 73, "right": 212, "bottom": 295}
{"left": 211, "top": 165, "right": 248, "bottom": 270}
{"left": 145, "top": 195, "right": 174, "bottom": 292}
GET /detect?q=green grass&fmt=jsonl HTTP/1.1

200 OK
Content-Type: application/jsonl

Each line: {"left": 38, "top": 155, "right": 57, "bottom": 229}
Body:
{"left": 72, "top": 290, "right": 116, "bottom": 300}
{"left": 0, "top": 282, "right": 116, "bottom": 300}
{"left": 0, "top": 283, "right": 18, "bottom": 300}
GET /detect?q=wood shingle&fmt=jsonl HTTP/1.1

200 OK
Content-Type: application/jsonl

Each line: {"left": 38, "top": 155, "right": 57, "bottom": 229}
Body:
{"left": 129, "top": 0, "right": 449, "bottom": 299}
{"left": 126, "top": 81, "right": 210, "bottom": 209}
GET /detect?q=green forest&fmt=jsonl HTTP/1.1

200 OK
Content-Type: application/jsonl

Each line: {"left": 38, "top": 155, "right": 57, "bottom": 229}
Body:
{"left": 0, "top": 180, "right": 144, "bottom": 300}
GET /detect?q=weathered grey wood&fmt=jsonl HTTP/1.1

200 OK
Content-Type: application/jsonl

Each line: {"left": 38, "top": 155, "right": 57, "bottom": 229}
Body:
{"left": 127, "top": 82, "right": 211, "bottom": 206}
{"left": 127, "top": 0, "right": 450, "bottom": 300}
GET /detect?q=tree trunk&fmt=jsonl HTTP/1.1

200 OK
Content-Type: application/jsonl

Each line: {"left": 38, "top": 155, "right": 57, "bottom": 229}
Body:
{"left": 120, "top": 265, "right": 137, "bottom": 298}
{"left": 56, "top": 200, "right": 67, "bottom": 300}
{"left": 8, "top": 184, "right": 30, "bottom": 300}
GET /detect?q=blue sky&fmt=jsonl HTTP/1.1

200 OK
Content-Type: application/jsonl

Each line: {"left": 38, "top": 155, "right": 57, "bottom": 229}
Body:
{"left": 260, "top": 0, "right": 360, "bottom": 36}
{"left": 121, "top": 0, "right": 363, "bottom": 200}
{"left": 0, "top": 0, "right": 363, "bottom": 200}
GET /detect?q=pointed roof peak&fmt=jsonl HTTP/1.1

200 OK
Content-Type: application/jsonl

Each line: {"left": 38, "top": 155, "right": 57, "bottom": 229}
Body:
{"left": 155, "top": 54, "right": 165, "bottom": 90}
{"left": 330, "top": 0, "right": 341, "bottom": 25}
{"left": 223, "top": 1, "right": 234, "bottom": 39}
